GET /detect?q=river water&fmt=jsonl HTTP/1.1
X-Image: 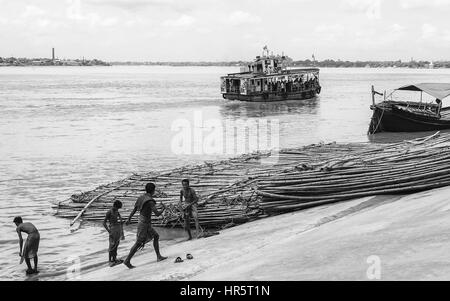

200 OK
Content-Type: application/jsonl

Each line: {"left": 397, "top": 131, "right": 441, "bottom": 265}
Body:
{"left": 1, "top": 66, "right": 450, "bottom": 280}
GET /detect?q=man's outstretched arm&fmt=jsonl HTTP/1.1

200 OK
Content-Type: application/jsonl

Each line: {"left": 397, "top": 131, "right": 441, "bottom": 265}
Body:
{"left": 151, "top": 202, "right": 166, "bottom": 217}
{"left": 192, "top": 189, "right": 199, "bottom": 203}
{"left": 16, "top": 228, "right": 23, "bottom": 256}
{"left": 126, "top": 207, "right": 138, "bottom": 225}
{"left": 103, "top": 212, "right": 110, "bottom": 233}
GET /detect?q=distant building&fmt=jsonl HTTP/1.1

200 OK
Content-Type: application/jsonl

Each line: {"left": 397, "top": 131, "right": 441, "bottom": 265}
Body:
{"left": 32, "top": 60, "right": 44, "bottom": 66}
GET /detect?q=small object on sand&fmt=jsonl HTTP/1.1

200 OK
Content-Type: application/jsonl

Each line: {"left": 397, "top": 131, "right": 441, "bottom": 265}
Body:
{"left": 175, "top": 257, "right": 184, "bottom": 263}
{"left": 186, "top": 254, "right": 194, "bottom": 260}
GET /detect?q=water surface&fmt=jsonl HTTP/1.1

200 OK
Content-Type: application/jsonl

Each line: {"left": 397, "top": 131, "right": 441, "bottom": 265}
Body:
{"left": 1, "top": 66, "right": 450, "bottom": 280}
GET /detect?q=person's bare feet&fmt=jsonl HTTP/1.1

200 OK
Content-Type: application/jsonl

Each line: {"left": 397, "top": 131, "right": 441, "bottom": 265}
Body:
{"left": 110, "top": 259, "right": 124, "bottom": 267}
{"left": 157, "top": 256, "right": 168, "bottom": 262}
{"left": 124, "top": 261, "right": 135, "bottom": 269}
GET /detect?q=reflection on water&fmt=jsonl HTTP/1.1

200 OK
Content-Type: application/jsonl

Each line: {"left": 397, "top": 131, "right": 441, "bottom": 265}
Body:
{"left": 220, "top": 97, "right": 320, "bottom": 119}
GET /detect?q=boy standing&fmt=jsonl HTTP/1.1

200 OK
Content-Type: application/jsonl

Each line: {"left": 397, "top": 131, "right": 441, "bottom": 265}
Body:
{"left": 180, "top": 179, "right": 202, "bottom": 240}
{"left": 103, "top": 200, "right": 125, "bottom": 266}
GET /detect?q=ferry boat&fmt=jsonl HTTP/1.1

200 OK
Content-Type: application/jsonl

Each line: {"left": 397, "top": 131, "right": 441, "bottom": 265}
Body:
{"left": 220, "top": 47, "right": 321, "bottom": 102}
{"left": 368, "top": 83, "right": 450, "bottom": 134}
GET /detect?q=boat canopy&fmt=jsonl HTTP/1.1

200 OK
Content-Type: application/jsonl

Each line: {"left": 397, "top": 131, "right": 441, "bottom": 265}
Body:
{"left": 224, "top": 68, "right": 320, "bottom": 79}
{"left": 397, "top": 83, "right": 450, "bottom": 100}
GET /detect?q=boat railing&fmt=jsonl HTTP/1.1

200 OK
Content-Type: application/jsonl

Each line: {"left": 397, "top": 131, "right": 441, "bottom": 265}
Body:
{"left": 227, "top": 87, "right": 241, "bottom": 94}
{"left": 244, "top": 84, "right": 318, "bottom": 96}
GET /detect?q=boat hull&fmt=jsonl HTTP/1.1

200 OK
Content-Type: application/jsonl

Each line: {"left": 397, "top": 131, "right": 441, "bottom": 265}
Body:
{"left": 223, "top": 88, "right": 319, "bottom": 102}
{"left": 369, "top": 103, "right": 450, "bottom": 134}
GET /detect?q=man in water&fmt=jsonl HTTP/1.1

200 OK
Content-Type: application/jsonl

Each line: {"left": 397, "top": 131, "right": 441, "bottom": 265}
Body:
{"left": 180, "top": 179, "right": 202, "bottom": 240}
{"left": 13, "top": 217, "right": 40, "bottom": 275}
{"left": 123, "top": 182, "right": 167, "bottom": 269}
{"left": 103, "top": 200, "right": 125, "bottom": 266}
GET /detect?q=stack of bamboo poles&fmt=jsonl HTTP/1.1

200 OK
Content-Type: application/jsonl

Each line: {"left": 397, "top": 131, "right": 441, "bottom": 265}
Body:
{"left": 55, "top": 142, "right": 364, "bottom": 228}
{"left": 257, "top": 132, "right": 450, "bottom": 213}
{"left": 56, "top": 149, "right": 318, "bottom": 228}
{"left": 56, "top": 132, "right": 450, "bottom": 229}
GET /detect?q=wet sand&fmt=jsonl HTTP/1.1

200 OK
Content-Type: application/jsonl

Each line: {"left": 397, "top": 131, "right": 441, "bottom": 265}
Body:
{"left": 79, "top": 186, "right": 450, "bottom": 281}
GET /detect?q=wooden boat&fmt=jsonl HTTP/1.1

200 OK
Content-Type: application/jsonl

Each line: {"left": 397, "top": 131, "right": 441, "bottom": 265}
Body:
{"left": 368, "top": 83, "right": 450, "bottom": 134}
{"left": 220, "top": 47, "right": 321, "bottom": 102}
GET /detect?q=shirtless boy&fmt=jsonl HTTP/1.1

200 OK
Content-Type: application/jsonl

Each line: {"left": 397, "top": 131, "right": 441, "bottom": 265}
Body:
{"left": 14, "top": 217, "right": 40, "bottom": 275}
{"left": 103, "top": 200, "right": 125, "bottom": 266}
{"left": 180, "top": 179, "right": 202, "bottom": 240}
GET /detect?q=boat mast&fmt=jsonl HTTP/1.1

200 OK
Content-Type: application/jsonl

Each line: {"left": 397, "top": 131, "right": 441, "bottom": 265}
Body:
{"left": 372, "top": 85, "right": 375, "bottom": 106}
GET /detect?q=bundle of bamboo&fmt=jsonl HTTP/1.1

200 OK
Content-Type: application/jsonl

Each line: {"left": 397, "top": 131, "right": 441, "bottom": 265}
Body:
{"left": 55, "top": 149, "right": 313, "bottom": 229}
{"left": 56, "top": 132, "right": 450, "bottom": 229}
{"left": 256, "top": 132, "right": 450, "bottom": 213}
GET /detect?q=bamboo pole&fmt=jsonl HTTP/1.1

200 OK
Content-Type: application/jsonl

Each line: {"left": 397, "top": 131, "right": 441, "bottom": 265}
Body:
{"left": 58, "top": 131, "right": 450, "bottom": 228}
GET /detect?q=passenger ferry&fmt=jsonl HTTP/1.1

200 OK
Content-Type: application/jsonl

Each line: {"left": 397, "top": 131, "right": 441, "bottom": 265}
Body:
{"left": 220, "top": 47, "right": 321, "bottom": 102}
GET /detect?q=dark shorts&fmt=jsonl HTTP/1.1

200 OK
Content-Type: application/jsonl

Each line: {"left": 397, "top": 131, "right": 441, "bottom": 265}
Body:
{"left": 185, "top": 203, "right": 198, "bottom": 219}
{"left": 24, "top": 232, "right": 40, "bottom": 259}
{"left": 136, "top": 222, "right": 158, "bottom": 245}
{"left": 109, "top": 225, "right": 122, "bottom": 252}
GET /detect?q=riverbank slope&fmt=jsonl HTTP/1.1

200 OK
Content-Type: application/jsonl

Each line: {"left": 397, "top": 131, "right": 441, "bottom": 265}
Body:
{"left": 81, "top": 186, "right": 450, "bottom": 281}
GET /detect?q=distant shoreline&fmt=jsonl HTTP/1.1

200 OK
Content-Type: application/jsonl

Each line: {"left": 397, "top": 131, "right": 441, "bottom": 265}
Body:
{"left": 2, "top": 64, "right": 448, "bottom": 69}
{"left": 2, "top": 59, "right": 450, "bottom": 69}
{"left": 109, "top": 60, "right": 449, "bottom": 69}
{"left": 0, "top": 57, "right": 110, "bottom": 67}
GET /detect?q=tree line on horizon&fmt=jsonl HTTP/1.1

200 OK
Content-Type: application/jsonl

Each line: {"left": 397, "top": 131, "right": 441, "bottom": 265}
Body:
{"left": 111, "top": 59, "right": 450, "bottom": 68}
{"left": 0, "top": 56, "right": 110, "bottom": 66}
{"left": 2, "top": 56, "right": 450, "bottom": 68}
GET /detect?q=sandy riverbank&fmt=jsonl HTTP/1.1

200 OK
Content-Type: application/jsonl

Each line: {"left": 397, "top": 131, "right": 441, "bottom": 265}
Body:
{"left": 80, "top": 186, "right": 450, "bottom": 281}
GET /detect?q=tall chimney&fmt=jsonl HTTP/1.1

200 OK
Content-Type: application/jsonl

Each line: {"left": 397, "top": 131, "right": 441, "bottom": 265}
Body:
{"left": 52, "top": 48, "right": 55, "bottom": 61}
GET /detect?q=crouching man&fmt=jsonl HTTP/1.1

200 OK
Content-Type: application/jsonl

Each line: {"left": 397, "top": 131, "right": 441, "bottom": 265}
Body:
{"left": 14, "top": 216, "right": 40, "bottom": 275}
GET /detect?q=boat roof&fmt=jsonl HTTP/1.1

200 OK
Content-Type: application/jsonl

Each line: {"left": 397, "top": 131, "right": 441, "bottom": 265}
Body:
{"left": 397, "top": 83, "right": 450, "bottom": 100}
{"left": 224, "top": 68, "right": 319, "bottom": 79}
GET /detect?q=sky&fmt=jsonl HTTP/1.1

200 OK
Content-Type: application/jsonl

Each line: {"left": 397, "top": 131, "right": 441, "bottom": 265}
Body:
{"left": 0, "top": 0, "right": 450, "bottom": 61}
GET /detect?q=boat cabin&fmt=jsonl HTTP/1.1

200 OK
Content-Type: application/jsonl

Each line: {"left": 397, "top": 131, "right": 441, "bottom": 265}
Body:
{"left": 372, "top": 83, "right": 450, "bottom": 116}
